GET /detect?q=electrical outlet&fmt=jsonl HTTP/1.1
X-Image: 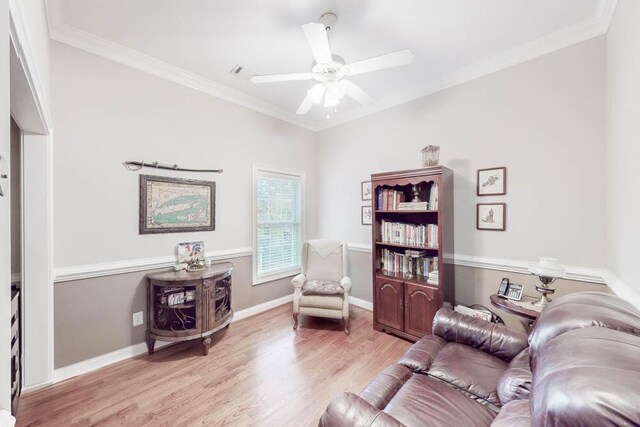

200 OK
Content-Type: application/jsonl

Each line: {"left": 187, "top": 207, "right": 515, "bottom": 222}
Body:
{"left": 132, "top": 311, "right": 144, "bottom": 327}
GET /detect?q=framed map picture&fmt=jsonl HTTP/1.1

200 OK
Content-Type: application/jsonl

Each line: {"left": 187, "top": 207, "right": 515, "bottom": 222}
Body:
{"left": 477, "top": 167, "right": 507, "bottom": 196}
{"left": 139, "top": 175, "right": 215, "bottom": 234}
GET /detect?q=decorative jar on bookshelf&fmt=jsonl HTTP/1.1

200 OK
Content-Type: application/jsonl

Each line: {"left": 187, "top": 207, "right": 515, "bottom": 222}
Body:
{"left": 371, "top": 167, "right": 454, "bottom": 341}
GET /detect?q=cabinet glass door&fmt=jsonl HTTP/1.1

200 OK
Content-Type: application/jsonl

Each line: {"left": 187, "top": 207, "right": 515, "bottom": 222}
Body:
{"left": 151, "top": 281, "right": 201, "bottom": 337}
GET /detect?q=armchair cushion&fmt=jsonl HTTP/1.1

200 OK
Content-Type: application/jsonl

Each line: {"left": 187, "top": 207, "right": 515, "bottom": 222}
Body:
{"left": 301, "top": 280, "right": 343, "bottom": 296}
{"left": 398, "top": 335, "right": 447, "bottom": 373}
{"left": 298, "top": 294, "right": 344, "bottom": 310}
{"left": 496, "top": 348, "right": 532, "bottom": 405}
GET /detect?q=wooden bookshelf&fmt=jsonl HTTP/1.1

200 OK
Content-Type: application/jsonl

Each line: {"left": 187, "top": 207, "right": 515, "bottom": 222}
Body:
{"left": 371, "top": 166, "right": 454, "bottom": 341}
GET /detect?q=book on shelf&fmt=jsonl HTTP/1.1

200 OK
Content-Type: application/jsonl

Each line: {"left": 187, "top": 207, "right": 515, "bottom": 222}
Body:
{"left": 380, "top": 220, "right": 438, "bottom": 248}
{"left": 377, "top": 189, "right": 406, "bottom": 210}
{"left": 376, "top": 183, "right": 438, "bottom": 211}
{"left": 381, "top": 248, "right": 438, "bottom": 279}
{"left": 427, "top": 270, "right": 439, "bottom": 286}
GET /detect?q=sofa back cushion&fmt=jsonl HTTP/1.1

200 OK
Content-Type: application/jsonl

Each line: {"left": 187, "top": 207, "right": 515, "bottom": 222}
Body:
{"left": 433, "top": 308, "right": 528, "bottom": 362}
{"left": 531, "top": 327, "right": 640, "bottom": 426}
{"left": 528, "top": 292, "right": 640, "bottom": 369}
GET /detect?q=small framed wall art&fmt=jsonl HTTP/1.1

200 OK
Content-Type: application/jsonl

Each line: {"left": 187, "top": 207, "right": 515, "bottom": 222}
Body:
{"left": 361, "top": 181, "right": 372, "bottom": 201}
{"left": 477, "top": 203, "right": 506, "bottom": 231}
{"left": 140, "top": 175, "right": 215, "bottom": 234}
{"left": 361, "top": 206, "right": 373, "bottom": 225}
{"left": 477, "top": 167, "right": 507, "bottom": 196}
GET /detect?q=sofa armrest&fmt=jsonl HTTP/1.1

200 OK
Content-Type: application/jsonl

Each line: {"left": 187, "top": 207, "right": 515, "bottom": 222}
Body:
{"left": 341, "top": 276, "right": 352, "bottom": 293}
{"left": 319, "top": 392, "right": 405, "bottom": 427}
{"left": 291, "top": 274, "right": 306, "bottom": 289}
{"left": 398, "top": 335, "right": 447, "bottom": 373}
{"left": 433, "top": 308, "right": 528, "bottom": 362}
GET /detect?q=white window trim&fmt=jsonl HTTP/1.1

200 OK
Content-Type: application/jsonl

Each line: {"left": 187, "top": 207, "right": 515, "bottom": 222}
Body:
{"left": 252, "top": 163, "right": 306, "bottom": 286}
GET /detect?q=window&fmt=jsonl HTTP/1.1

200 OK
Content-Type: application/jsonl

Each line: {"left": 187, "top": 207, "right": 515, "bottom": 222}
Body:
{"left": 253, "top": 164, "right": 305, "bottom": 285}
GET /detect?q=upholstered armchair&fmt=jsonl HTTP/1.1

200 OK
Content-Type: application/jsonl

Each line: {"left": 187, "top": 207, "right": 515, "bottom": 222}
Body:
{"left": 292, "top": 240, "right": 352, "bottom": 334}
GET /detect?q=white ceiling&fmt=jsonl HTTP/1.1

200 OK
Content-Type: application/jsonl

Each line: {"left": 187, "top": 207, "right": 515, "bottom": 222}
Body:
{"left": 47, "top": 0, "right": 616, "bottom": 130}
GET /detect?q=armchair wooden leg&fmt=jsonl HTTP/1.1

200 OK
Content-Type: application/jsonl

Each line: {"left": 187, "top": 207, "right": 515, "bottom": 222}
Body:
{"left": 293, "top": 313, "right": 299, "bottom": 330}
{"left": 344, "top": 317, "right": 350, "bottom": 335}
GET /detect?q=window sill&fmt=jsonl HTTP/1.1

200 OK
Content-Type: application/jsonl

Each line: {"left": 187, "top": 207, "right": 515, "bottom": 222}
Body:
{"left": 253, "top": 268, "right": 301, "bottom": 286}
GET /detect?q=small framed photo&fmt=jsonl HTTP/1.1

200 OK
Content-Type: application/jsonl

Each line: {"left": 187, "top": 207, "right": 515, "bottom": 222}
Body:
{"left": 361, "top": 206, "right": 372, "bottom": 225}
{"left": 361, "top": 181, "right": 372, "bottom": 201}
{"left": 477, "top": 167, "right": 507, "bottom": 196}
{"left": 477, "top": 203, "right": 506, "bottom": 231}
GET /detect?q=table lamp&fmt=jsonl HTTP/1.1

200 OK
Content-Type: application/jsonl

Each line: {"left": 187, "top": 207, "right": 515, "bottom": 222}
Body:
{"left": 528, "top": 257, "right": 566, "bottom": 308}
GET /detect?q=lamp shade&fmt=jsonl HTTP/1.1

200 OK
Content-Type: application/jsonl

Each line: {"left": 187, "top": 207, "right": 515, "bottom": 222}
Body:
{"left": 528, "top": 257, "right": 566, "bottom": 278}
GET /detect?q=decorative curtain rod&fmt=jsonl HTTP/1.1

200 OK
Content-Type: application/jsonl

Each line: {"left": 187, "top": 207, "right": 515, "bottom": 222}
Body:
{"left": 123, "top": 160, "right": 223, "bottom": 173}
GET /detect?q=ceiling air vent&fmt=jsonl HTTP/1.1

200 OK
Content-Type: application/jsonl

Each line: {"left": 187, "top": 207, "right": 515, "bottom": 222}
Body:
{"left": 229, "top": 65, "right": 255, "bottom": 81}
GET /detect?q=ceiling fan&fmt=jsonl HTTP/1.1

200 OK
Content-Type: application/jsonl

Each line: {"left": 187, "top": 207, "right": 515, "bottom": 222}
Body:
{"left": 250, "top": 13, "right": 414, "bottom": 115}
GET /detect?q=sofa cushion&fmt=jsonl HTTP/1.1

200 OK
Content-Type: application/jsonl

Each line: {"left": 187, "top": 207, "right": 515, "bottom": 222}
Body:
{"left": 532, "top": 327, "right": 640, "bottom": 426}
{"left": 490, "top": 400, "right": 531, "bottom": 427}
{"left": 398, "top": 335, "right": 447, "bottom": 373}
{"left": 301, "top": 280, "right": 343, "bottom": 296}
{"left": 298, "top": 294, "right": 343, "bottom": 310}
{"left": 359, "top": 364, "right": 414, "bottom": 410}
{"left": 428, "top": 343, "right": 508, "bottom": 406}
{"left": 384, "top": 374, "right": 496, "bottom": 427}
{"left": 528, "top": 291, "right": 640, "bottom": 365}
{"left": 496, "top": 348, "right": 532, "bottom": 405}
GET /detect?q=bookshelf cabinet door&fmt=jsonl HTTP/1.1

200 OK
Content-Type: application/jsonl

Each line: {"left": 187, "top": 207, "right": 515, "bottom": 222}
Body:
{"left": 375, "top": 276, "right": 404, "bottom": 331}
{"left": 405, "top": 283, "right": 437, "bottom": 338}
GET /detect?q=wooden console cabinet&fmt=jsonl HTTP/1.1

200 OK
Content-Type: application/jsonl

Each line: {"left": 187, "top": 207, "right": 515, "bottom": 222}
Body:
{"left": 371, "top": 167, "right": 454, "bottom": 341}
{"left": 146, "top": 263, "right": 233, "bottom": 355}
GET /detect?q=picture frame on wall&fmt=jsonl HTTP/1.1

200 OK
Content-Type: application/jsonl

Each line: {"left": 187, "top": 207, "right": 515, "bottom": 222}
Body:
{"left": 477, "top": 203, "right": 506, "bottom": 231}
{"left": 477, "top": 167, "right": 507, "bottom": 196}
{"left": 361, "top": 181, "right": 372, "bottom": 201}
{"left": 140, "top": 175, "right": 216, "bottom": 234}
{"left": 361, "top": 206, "right": 372, "bottom": 225}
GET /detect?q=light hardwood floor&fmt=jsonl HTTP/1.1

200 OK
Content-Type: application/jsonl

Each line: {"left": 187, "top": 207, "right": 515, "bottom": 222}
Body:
{"left": 17, "top": 303, "right": 411, "bottom": 426}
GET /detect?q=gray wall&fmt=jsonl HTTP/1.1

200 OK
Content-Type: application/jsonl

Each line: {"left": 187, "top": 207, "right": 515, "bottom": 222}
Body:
{"left": 54, "top": 255, "right": 292, "bottom": 368}
{"left": 606, "top": 0, "right": 640, "bottom": 303}
{"left": 317, "top": 37, "right": 607, "bottom": 268}
{"left": 347, "top": 250, "right": 609, "bottom": 331}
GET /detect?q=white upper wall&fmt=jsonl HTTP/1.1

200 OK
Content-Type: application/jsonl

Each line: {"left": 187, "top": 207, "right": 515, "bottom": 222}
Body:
{"left": 606, "top": 1, "right": 640, "bottom": 297}
{"left": 51, "top": 41, "right": 318, "bottom": 268}
{"left": 316, "top": 37, "right": 607, "bottom": 268}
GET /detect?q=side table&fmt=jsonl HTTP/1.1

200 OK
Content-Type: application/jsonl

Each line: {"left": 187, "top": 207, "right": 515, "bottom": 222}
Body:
{"left": 490, "top": 294, "right": 541, "bottom": 322}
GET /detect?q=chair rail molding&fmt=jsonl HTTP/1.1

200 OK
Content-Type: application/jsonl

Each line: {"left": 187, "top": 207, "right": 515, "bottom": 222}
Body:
{"left": 54, "top": 247, "right": 253, "bottom": 282}
{"left": 346, "top": 243, "right": 607, "bottom": 285}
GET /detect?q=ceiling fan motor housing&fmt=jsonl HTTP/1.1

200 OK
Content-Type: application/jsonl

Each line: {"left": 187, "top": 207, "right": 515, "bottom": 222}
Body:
{"left": 319, "top": 12, "right": 338, "bottom": 31}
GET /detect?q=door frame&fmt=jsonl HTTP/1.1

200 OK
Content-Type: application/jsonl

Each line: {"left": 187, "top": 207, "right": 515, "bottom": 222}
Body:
{"left": 9, "top": 0, "right": 54, "bottom": 395}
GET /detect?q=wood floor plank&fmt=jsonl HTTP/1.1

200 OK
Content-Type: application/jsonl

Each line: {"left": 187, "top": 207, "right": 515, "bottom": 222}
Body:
{"left": 17, "top": 304, "right": 411, "bottom": 427}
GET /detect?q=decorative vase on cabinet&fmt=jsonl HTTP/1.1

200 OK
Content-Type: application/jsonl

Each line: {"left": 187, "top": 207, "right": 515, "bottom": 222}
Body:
{"left": 146, "top": 263, "right": 233, "bottom": 356}
{"left": 371, "top": 167, "right": 454, "bottom": 341}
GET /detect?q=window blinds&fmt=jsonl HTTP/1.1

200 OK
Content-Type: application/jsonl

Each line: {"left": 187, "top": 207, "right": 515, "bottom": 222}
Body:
{"left": 256, "top": 173, "right": 302, "bottom": 277}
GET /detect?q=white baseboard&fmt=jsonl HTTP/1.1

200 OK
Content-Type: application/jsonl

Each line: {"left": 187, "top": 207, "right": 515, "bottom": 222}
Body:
{"left": 0, "top": 410, "right": 15, "bottom": 427}
{"left": 232, "top": 294, "right": 293, "bottom": 322}
{"left": 349, "top": 296, "right": 373, "bottom": 311}
{"left": 48, "top": 293, "right": 294, "bottom": 386}
{"left": 21, "top": 381, "right": 53, "bottom": 394}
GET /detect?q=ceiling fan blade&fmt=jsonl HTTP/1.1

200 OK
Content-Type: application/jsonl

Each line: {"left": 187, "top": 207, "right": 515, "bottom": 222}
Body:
{"left": 296, "top": 95, "right": 315, "bottom": 115}
{"left": 343, "top": 49, "right": 414, "bottom": 75}
{"left": 338, "top": 80, "right": 376, "bottom": 105}
{"left": 302, "top": 22, "right": 333, "bottom": 65}
{"left": 250, "top": 73, "right": 315, "bottom": 84}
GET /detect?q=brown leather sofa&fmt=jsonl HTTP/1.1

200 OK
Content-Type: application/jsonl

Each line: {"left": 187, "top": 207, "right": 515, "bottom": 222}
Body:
{"left": 319, "top": 291, "right": 640, "bottom": 426}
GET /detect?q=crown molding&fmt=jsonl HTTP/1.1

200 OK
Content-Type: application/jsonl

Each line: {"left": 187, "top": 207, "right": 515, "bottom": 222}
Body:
{"left": 46, "top": 0, "right": 615, "bottom": 132}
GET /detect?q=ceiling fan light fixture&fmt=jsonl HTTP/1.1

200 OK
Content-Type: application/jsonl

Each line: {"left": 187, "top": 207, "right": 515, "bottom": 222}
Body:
{"left": 307, "top": 84, "right": 325, "bottom": 104}
{"left": 324, "top": 93, "right": 340, "bottom": 107}
{"left": 327, "top": 84, "right": 346, "bottom": 101}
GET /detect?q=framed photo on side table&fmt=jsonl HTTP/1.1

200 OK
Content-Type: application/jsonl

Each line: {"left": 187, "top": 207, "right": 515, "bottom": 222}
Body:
{"left": 477, "top": 167, "right": 507, "bottom": 196}
{"left": 361, "top": 181, "right": 372, "bottom": 201}
{"left": 477, "top": 203, "right": 506, "bottom": 231}
{"left": 361, "top": 206, "right": 372, "bottom": 225}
